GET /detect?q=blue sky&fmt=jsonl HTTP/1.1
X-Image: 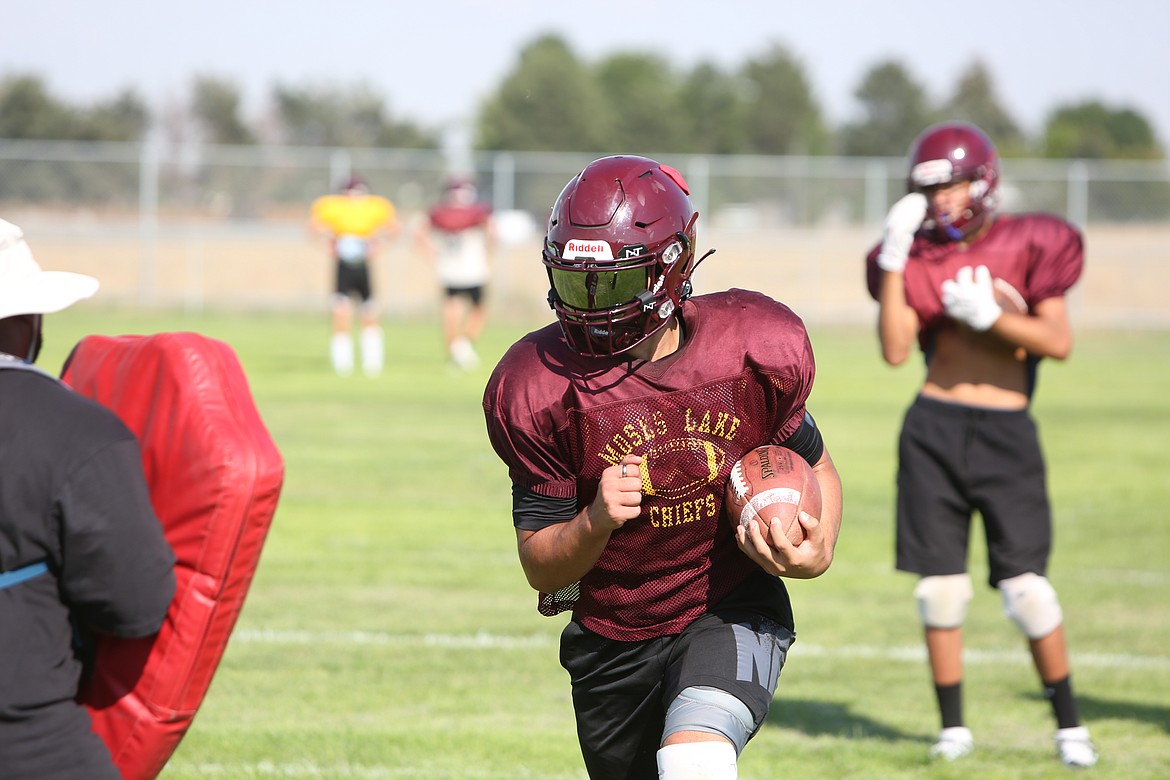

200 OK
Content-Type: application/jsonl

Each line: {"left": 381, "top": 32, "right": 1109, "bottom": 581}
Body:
{"left": 5, "top": 0, "right": 1167, "bottom": 145}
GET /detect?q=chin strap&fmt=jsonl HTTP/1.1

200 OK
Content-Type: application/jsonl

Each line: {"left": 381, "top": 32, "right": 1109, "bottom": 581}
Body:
{"left": 676, "top": 248, "right": 714, "bottom": 304}
{"left": 691, "top": 247, "right": 716, "bottom": 275}
{"left": 655, "top": 247, "right": 715, "bottom": 311}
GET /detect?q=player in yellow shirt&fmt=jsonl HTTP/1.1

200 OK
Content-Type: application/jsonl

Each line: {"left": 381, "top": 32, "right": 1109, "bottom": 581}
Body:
{"left": 309, "top": 174, "right": 399, "bottom": 376}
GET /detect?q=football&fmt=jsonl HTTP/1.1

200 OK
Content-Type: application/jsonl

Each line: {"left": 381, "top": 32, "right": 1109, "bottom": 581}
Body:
{"left": 993, "top": 277, "right": 1028, "bottom": 315}
{"left": 992, "top": 277, "right": 1029, "bottom": 361}
{"left": 725, "top": 445, "right": 821, "bottom": 547}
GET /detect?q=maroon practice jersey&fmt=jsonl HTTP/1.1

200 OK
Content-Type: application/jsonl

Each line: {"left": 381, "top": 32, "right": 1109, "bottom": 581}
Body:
{"left": 483, "top": 289, "right": 815, "bottom": 640}
{"left": 865, "top": 213, "right": 1083, "bottom": 352}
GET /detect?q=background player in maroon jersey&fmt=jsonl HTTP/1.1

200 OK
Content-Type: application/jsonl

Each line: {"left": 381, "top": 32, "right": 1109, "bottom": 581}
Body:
{"left": 865, "top": 122, "right": 1097, "bottom": 767}
{"left": 484, "top": 155, "right": 843, "bottom": 779}
{"left": 414, "top": 177, "right": 495, "bottom": 369}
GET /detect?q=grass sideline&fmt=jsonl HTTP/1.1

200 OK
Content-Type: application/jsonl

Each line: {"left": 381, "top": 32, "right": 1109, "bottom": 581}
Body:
{"left": 39, "top": 307, "right": 1170, "bottom": 779}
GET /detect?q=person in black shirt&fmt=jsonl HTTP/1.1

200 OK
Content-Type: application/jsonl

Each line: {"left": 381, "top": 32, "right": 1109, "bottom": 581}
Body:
{"left": 0, "top": 218, "right": 176, "bottom": 780}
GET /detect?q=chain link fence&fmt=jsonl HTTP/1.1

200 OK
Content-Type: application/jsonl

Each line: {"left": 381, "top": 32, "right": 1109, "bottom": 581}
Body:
{"left": 2, "top": 139, "right": 1167, "bottom": 327}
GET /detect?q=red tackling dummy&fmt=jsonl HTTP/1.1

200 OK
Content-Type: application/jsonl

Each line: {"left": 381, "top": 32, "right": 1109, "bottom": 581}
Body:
{"left": 61, "top": 332, "right": 284, "bottom": 780}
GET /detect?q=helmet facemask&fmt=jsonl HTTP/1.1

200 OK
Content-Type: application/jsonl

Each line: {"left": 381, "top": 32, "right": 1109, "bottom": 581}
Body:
{"left": 544, "top": 213, "right": 697, "bottom": 357}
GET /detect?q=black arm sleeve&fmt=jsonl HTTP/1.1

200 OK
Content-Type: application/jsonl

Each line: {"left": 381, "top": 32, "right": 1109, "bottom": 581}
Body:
{"left": 511, "top": 484, "right": 578, "bottom": 532}
{"left": 778, "top": 411, "right": 824, "bottom": 466}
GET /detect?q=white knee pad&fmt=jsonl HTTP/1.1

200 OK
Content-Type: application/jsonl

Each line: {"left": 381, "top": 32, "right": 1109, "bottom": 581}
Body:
{"left": 915, "top": 574, "right": 973, "bottom": 629}
{"left": 656, "top": 741, "right": 737, "bottom": 780}
{"left": 998, "top": 572, "right": 1062, "bottom": 639}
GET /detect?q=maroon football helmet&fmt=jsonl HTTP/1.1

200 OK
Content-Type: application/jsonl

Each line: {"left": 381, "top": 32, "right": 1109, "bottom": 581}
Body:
{"left": 907, "top": 122, "right": 999, "bottom": 241}
{"left": 543, "top": 156, "right": 702, "bottom": 356}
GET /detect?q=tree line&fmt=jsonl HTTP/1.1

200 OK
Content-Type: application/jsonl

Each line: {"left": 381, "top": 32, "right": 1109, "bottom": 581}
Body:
{"left": 1, "top": 33, "right": 1164, "bottom": 162}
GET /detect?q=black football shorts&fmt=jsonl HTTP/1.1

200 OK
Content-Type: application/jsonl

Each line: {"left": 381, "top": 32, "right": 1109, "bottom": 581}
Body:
{"left": 895, "top": 394, "right": 1052, "bottom": 586}
{"left": 559, "top": 571, "right": 795, "bottom": 779}
{"left": 335, "top": 261, "right": 371, "bottom": 302}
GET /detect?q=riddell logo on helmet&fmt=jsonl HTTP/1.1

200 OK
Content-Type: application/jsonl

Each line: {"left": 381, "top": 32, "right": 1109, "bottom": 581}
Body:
{"left": 564, "top": 239, "right": 614, "bottom": 261}
{"left": 911, "top": 159, "right": 954, "bottom": 187}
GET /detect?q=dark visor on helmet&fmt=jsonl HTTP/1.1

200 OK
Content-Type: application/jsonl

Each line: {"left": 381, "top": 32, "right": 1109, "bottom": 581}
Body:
{"left": 549, "top": 261, "right": 649, "bottom": 311}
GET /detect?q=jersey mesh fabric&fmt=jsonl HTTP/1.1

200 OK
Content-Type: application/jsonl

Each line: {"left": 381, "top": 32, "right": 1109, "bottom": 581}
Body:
{"left": 485, "top": 289, "right": 816, "bottom": 640}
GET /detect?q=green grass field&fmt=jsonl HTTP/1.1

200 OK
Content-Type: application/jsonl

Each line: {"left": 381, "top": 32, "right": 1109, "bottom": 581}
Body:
{"left": 41, "top": 307, "right": 1170, "bottom": 779}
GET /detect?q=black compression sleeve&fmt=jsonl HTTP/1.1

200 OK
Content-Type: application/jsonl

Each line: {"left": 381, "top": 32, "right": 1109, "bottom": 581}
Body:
{"left": 512, "top": 484, "right": 579, "bottom": 531}
{"left": 778, "top": 411, "right": 824, "bottom": 465}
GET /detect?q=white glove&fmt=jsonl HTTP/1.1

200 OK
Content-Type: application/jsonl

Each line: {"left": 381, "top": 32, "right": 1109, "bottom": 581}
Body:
{"left": 941, "top": 265, "right": 1002, "bottom": 331}
{"left": 876, "top": 192, "right": 927, "bottom": 272}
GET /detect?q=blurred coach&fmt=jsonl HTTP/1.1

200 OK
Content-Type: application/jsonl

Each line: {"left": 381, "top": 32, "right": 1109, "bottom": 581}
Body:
{"left": 0, "top": 218, "right": 175, "bottom": 780}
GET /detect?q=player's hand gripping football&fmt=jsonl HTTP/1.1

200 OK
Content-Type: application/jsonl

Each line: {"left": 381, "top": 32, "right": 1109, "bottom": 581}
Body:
{"left": 735, "top": 509, "right": 833, "bottom": 579}
{"left": 587, "top": 456, "right": 643, "bottom": 532}
{"left": 941, "top": 264, "right": 1003, "bottom": 331}
{"left": 876, "top": 192, "right": 927, "bottom": 273}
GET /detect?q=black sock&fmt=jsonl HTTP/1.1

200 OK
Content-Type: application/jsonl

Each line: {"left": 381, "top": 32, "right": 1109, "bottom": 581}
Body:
{"left": 1044, "top": 675, "right": 1081, "bottom": 729}
{"left": 935, "top": 682, "right": 964, "bottom": 729}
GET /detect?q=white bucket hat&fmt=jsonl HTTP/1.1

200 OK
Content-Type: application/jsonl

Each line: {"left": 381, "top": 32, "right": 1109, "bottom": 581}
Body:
{"left": 0, "top": 218, "right": 99, "bottom": 320}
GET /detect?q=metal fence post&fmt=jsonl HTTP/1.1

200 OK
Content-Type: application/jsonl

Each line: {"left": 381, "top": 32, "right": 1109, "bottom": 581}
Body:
{"left": 1067, "top": 160, "right": 1089, "bottom": 228}
{"left": 492, "top": 152, "right": 515, "bottom": 212}
{"left": 138, "top": 140, "right": 159, "bottom": 306}
{"left": 865, "top": 159, "right": 889, "bottom": 229}
{"left": 329, "top": 149, "right": 352, "bottom": 188}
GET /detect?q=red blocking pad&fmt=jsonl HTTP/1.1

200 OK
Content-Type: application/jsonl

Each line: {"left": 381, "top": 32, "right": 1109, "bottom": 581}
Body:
{"left": 61, "top": 332, "right": 284, "bottom": 780}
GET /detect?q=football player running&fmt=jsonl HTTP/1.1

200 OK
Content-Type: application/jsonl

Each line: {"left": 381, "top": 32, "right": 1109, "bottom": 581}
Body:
{"left": 865, "top": 122, "right": 1097, "bottom": 767}
{"left": 484, "top": 155, "right": 843, "bottom": 779}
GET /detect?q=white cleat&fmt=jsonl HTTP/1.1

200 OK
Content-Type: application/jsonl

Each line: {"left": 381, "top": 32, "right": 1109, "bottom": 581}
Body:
{"left": 929, "top": 726, "right": 973, "bottom": 761}
{"left": 1055, "top": 726, "right": 1098, "bottom": 768}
